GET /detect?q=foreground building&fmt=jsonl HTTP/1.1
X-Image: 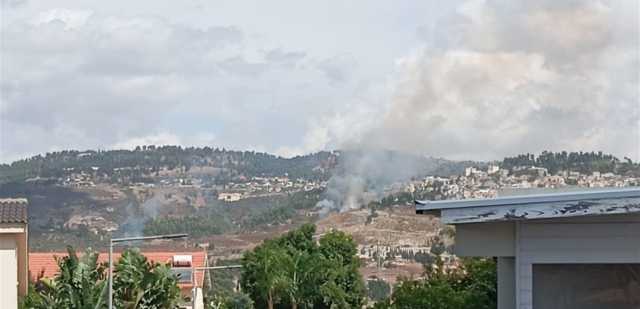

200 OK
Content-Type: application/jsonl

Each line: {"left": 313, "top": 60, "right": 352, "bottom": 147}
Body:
{"left": 0, "top": 198, "right": 29, "bottom": 309}
{"left": 30, "top": 250, "right": 207, "bottom": 308}
{"left": 417, "top": 188, "right": 640, "bottom": 309}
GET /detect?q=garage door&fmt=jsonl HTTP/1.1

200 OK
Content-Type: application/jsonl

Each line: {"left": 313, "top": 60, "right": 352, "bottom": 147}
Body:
{"left": 533, "top": 264, "right": 640, "bottom": 309}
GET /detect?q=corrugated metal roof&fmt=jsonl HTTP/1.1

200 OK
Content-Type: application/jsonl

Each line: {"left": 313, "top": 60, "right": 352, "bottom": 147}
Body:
{"left": 0, "top": 198, "right": 28, "bottom": 224}
{"left": 416, "top": 188, "right": 640, "bottom": 224}
{"left": 416, "top": 187, "right": 640, "bottom": 211}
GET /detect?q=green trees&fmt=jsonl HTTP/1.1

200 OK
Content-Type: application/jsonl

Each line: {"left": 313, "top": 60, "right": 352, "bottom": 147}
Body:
{"left": 367, "top": 279, "right": 391, "bottom": 301}
{"left": 0, "top": 147, "right": 335, "bottom": 185}
{"left": 22, "top": 247, "right": 182, "bottom": 309}
{"left": 242, "top": 242, "right": 288, "bottom": 309}
{"left": 22, "top": 247, "right": 107, "bottom": 309}
{"left": 501, "top": 151, "right": 638, "bottom": 175}
{"left": 372, "top": 258, "right": 497, "bottom": 309}
{"left": 113, "top": 248, "right": 181, "bottom": 308}
{"left": 143, "top": 215, "right": 229, "bottom": 237}
{"left": 240, "top": 224, "right": 366, "bottom": 309}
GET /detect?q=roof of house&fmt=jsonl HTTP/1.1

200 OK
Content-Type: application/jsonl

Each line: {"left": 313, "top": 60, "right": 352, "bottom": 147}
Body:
{"left": 416, "top": 187, "right": 640, "bottom": 224}
{"left": 0, "top": 198, "right": 28, "bottom": 224}
{"left": 29, "top": 251, "right": 207, "bottom": 291}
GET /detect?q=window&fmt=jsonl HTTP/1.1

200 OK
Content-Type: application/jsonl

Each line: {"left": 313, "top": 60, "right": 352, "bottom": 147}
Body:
{"left": 533, "top": 264, "right": 640, "bottom": 309}
{"left": 172, "top": 268, "right": 193, "bottom": 283}
{"left": 171, "top": 255, "right": 193, "bottom": 283}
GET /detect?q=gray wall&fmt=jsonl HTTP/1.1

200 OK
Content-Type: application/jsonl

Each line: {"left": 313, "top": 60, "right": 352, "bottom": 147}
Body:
{"left": 455, "top": 222, "right": 515, "bottom": 257}
{"left": 498, "top": 257, "right": 516, "bottom": 309}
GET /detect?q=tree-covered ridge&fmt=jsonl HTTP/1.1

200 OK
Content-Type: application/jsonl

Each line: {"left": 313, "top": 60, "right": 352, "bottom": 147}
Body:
{"left": 501, "top": 151, "right": 640, "bottom": 175}
{"left": 0, "top": 146, "right": 335, "bottom": 184}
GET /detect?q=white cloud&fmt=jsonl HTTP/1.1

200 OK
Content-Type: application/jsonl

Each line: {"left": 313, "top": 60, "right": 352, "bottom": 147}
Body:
{"left": 111, "top": 132, "right": 217, "bottom": 150}
{"left": 33, "top": 8, "right": 93, "bottom": 29}
{"left": 1, "top": 0, "right": 637, "bottom": 163}
{"left": 0, "top": 6, "right": 366, "bottom": 162}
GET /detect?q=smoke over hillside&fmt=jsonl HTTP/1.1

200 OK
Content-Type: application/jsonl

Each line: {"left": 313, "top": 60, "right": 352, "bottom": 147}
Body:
{"left": 316, "top": 0, "right": 639, "bottom": 212}
{"left": 121, "top": 194, "right": 163, "bottom": 237}
{"left": 316, "top": 150, "right": 467, "bottom": 213}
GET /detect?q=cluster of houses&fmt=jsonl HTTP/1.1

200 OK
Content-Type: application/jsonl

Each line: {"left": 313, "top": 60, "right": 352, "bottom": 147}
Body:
{"left": 62, "top": 171, "right": 97, "bottom": 187}
{"left": 217, "top": 176, "right": 326, "bottom": 202}
{"left": 56, "top": 166, "right": 327, "bottom": 204}
{"left": 406, "top": 165, "right": 640, "bottom": 202}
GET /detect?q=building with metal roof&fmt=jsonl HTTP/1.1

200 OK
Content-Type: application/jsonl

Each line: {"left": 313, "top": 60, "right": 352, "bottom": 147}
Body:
{"left": 416, "top": 188, "right": 640, "bottom": 309}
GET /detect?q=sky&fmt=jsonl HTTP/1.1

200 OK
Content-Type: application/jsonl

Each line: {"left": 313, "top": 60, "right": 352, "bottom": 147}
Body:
{"left": 1, "top": 0, "right": 639, "bottom": 163}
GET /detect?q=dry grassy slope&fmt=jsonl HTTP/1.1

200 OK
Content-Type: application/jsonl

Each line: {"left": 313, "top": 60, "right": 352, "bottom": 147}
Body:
{"left": 316, "top": 206, "right": 441, "bottom": 247}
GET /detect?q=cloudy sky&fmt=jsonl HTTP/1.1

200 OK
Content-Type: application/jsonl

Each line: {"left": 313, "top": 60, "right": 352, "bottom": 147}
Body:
{"left": 1, "top": 0, "right": 638, "bottom": 163}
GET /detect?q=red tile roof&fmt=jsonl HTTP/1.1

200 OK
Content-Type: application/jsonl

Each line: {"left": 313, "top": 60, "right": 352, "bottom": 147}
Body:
{"left": 29, "top": 251, "right": 207, "bottom": 293}
{"left": 0, "top": 198, "right": 28, "bottom": 224}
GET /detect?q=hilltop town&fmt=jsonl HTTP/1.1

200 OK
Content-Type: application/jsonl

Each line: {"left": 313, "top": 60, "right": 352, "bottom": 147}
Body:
{"left": 2, "top": 149, "right": 639, "bottom": 294}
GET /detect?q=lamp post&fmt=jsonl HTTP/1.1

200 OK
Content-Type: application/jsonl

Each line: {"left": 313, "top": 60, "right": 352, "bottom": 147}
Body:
{"left": 108, "top": 233, "right": 188, "bottom": 309}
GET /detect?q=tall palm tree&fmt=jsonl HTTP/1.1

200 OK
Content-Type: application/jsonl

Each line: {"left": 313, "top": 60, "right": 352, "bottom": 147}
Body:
{"left": 241, "top": 241, "right": 288, "bottom": 309}
{"left": 22, "top": 247, "right": 181, "bottom": 309}
{"left": 112, "top": 248, "right": 181, "bottom": 309}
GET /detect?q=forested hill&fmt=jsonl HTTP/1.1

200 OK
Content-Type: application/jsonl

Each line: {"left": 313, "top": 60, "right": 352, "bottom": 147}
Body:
{"left": 501, "top": 151, "right": 640, "bottom": 176}
{"left": 3, "top": 148, "right": 637, "bottom": 185}
{"left": 0, "top": 146, "right": 336, "bottom": 184}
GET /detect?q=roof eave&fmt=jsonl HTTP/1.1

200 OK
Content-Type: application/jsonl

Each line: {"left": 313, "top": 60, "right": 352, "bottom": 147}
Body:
{"left": 415, "top": 188, "right": 640, "bottom": 224}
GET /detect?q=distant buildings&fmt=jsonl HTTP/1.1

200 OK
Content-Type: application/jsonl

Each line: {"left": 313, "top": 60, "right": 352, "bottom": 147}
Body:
{"left": 408, "top": 164, "right": 639, "bottom": 202}
{"left": 218, "top": 192, "right": 243, "bottom": 202}
{"left": 216, "top": 176, "right": 325, "bottom": 202}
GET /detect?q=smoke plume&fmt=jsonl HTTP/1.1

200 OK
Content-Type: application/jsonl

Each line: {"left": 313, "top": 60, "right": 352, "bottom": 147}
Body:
{"left": 121, "top": 193, "right": 163, "bottom": 237}
{"left": 316, "top": 0, "right": 639, "bottom": 213}
{"left": 316, "top": 150, "right": 446, "bottom": 213}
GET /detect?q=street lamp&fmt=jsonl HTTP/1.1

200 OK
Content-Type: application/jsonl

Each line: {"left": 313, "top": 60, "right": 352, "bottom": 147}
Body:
{"left": 108, "top": 233, "right": 188, "bottom": 309}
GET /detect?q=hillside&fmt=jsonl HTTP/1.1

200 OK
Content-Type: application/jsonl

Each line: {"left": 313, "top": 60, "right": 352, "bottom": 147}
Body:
{"left": 1, "top": 148, "right": 636, "bottom": 252}
{"left": 0, "top": 147, "right": 469, "bottom": 249}
{"left": 0, "top": 147, "right": 336, "bottom": 185}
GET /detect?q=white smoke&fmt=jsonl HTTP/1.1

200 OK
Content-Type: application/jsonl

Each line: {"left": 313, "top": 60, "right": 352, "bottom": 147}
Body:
{"left": 315, "top": 150, "right": 446, "bottom": 213}
{"left": 316, "top": 0, "right": 639, "bottom": 213}
{"left": 366, "top": 0, "right": 639, "bottom": 161}
{"left": 121, "top": 193, "right": 164, "bottom": 237}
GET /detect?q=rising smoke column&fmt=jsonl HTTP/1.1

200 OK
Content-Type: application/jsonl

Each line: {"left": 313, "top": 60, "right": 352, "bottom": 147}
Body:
{"left": 316, "top": 0, "right": 639, "bottom": 213}
{"left": 368, "top": 0, "right": 639, "bottom": 161}
{"left": 316, "top": 150, "right": 441, "bottom": 213}
{"left": 121, "top": 193, "right": 163, "bottom": 237}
